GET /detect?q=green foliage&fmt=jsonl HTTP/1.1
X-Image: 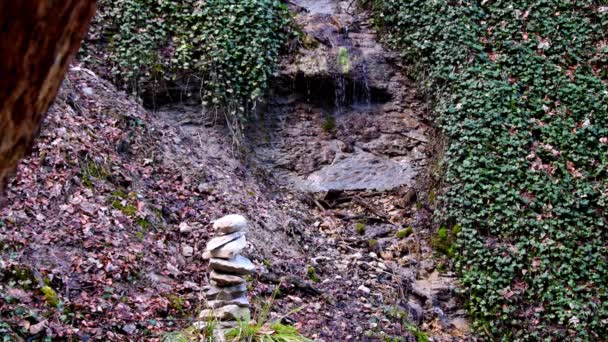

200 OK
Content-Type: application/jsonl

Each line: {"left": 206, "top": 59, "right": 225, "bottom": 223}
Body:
{"left": 224, "top": 286, "right": 311, "bottom": 342}
{"left": 404, "top": 323, "right": 429, "bottom": 342}
{"left": 337, "top": 47, "right": 351, "bottom": 74}
{"left": 431, "top": 225, "right": 459, "bottom": 258}
{"left": 108, "top": 190, "right": 140, "bottom": 217}
{"left": 166, "top": 294, "right": 185, "bottom": 312}
{"left": 110, "top": 199, "right": 138, "bottom": 217}
{"left": 367, "top": 239, "right": 379, "bottom": 250}
{"left": 321, "top": 115, "right": 337, "bottom": 132}
{"left": 162, "top": 326, "right": 203, "bottom": 342}
{"left": 226, "top": 321, "right": 312, "bottom": 342}
{"left": 80, "top": 158, "right": 110, "bottom": 187}
{"left": 41, "top": 286, "right": 60, "bottom": 308}
{"left": 396, "top": 227, "right": 414, "bottom": 239}
{"left": 382, "top": 306, "right": 428, "bottom": 341}
{"left": 371, "top": 0, "right": 608, "bottom": 339}
{"left": 306, "top": 266, "right": 320, "bottom": 283}
{"left": 161, "top": 332, "right": 190, "bottom": 342}
{"left": 87, "top": 0, "right": 294, "bottom": 134}
{"left": 355, "top": 221, "right": 366, "bottom": 235}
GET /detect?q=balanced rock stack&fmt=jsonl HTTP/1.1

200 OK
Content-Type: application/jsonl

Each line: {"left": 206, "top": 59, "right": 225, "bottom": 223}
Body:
{"left": 200, "top": 214, "right": 255, "bottom": 326}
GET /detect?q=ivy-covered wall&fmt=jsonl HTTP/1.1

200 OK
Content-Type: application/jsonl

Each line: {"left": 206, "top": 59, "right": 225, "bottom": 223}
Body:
{"left": 370, "top": 0, "right": 608, "bottom": 339}
{"left": 82, "top": 0, "right": 293, "bottom": 134}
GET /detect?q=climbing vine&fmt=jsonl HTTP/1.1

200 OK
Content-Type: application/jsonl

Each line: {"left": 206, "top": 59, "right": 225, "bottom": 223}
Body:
{"left": 370, "top": 0, "right": 608, "bottom": 339}
{"left": 83, "top": 0, "right": 294, "bottom": 136}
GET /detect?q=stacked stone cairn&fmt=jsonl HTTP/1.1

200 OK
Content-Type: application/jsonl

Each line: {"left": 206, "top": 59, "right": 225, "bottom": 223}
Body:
{"left": 199, "top": 214, "right": 255, "bottom": 335}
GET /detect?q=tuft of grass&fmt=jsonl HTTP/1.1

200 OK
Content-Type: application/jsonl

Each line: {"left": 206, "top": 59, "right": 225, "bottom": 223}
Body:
{"left": 301, "top": 33, "right": 319, "bottom": 49}
{"left": 396, "top": 227, "right": 414, "bottom": 239}
{"left": 367, "top": 239, "right": 378, "bottom": 249}
{"left": 226, "top": 320, "right": 312, "bottom": 342}
{"left": 225, "top": 286, "right": 311, "bottom": 342}
{"left": 405, "top": 323, "right": 429, "bottom": 342}
{"left": 355, "top": 222, "right": 366, "bottom": 235}
{"left": 321, "top": 116, "right": 336, "bottom": 132}
{"left": 431, "top": 225, "right": 460, "bottom": 258}
{"left": 111, "top": 189, "right": 129, "bottom": 199}
{"left": 161, "top": 332, "right": 190, "bottom": 342}
{"left": 165, "top": 314, "right": 217, "bottom": 342}
{"left": 168, "top": 283, "right": 310, "bottom": 341}
{"left": 41, "top": 286, "right": 60, "bottom": 307}
{"left": 306, "top": 266, "right": 320, "bottom": 283}
{"left": 166, "top": 294, "right": 185, "bottom": 312}
{"left": 80, "top": 158, "right": 110, "bottom": 188}
{"left": 111, "top": 200, "right": 138, "bottom": 217}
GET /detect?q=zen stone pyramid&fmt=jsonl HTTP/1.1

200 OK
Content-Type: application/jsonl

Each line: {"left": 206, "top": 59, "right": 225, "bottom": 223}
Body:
{"left": 198, "top": 215, "right": 255, "bottom": 336}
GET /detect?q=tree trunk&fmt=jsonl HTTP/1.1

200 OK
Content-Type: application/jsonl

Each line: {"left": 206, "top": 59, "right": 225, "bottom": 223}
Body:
{"left": 0, "top": 1, "right": 97, "bottom": 194}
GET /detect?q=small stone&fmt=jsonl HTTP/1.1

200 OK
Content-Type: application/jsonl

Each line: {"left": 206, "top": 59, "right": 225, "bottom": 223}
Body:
{"left": 209, "top": 255, "right": 255, "bottom": 275}
{"left": 205, "top": 231, "right": 245, "bottom": 252}
{"left": 204, "top": 236, "right": 246, "bottom": 260}
{"left": 166, "top": 262, "right": 181, "bottom": 276}
{"left": 179, "top": 222, "right": 193, "bottom": 233}
{"left": 213, "top": 214, "right": 248, "bottom": 234}
{"left": 122, "top": 323, "right": 137, "bottom": 335}
{"left": 357, "top": 285, "right": 371, "bottom": 294}
{"left": 197, "top": 183, "right": 213, "bottom": 194}
{"left": 200, "top": 305, "right": 250, "bottom": 321}
{"left": 205, "top": 283, "right": 247, "bottom": 301}
{"left": 183, "top": 281, "right": 200, "bottom": 291}
{"left": 28, "top": 320, "right": 47, "bottom": 335}
{"left": 182, "top": 245, "right": 194, "bottom": 257}
{"left": 405, "top": 300, "right": 424, "bottom": 324}
{"left": 451, "top": 317, "right": 470, "bottom": 331}
{"left": 208, "top": 295, "right": 249, "bottom": 309}
{"left": 82, "top": 87, "right": 95, "bottom": 96}
{"left": 210, "top": 271, "right": 245, "bottom": 286}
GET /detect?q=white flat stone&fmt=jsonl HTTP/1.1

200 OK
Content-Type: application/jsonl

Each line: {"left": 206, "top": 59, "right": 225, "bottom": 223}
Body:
{"left": 205, "top": 231, "right": 245, "bottom": 252}
{"left": 210, "top": 271, "right": 246, "bottom": 286}
{"left": 209, "top": 255, "right": 255, "bottom": 275}
{"left": 199, "top": 305, "right": 250, "bottom": 321}
{"left": 179, "top": 222, "right": 193, "bottom": 233}
{"left": 182, "top": 245, "right": 194, "bottom": 257}
{"left": 203, "top": 236, "right": 246, "bottom": 259}
{"left": 213, "top": 214, "right": 248, "bottom": 234}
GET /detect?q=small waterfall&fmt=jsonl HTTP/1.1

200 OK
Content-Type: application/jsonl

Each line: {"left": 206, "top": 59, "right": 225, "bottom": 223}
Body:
{"left": 306, "top": 78, "right": 311, "bottom": 104}
{"left": 334, "top": 74, "right": 346, "bottom": 114}
{"left": 360, "top": 61, "right": 372, "bottom": 108}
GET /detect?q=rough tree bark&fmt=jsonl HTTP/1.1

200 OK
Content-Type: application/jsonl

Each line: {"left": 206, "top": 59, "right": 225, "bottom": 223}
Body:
{"left": 0, "top": 1, "right": 97, "bottom": 195}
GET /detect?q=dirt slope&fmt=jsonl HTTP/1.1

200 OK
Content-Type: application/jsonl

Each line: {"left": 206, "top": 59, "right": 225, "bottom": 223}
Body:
{"left": 0, "top": 66, "right": 310, "bottom": 340}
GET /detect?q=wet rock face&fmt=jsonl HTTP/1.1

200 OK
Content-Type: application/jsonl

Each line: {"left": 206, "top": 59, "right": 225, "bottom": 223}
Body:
{"left": 305, "top": 151, "right": 417, "bottom": 192}
{"left": 292, "top": 0, "right": 335, "bottom": 14}
{"left": 255, "top": 0, "right": 432, "bottom": 193}
{"left": 280, "top": 1, "right": 398, "bottom": 107}
{"left": 247, "top": 1, "right": 468, "bottom": 340}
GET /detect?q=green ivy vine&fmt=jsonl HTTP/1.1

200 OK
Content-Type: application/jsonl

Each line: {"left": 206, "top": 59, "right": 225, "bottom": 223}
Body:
{"left": 370, "top": 0, "right": 608, "bottom": 339}
{"left": 82, "top": 0, "right": 294, "bottom": 137}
